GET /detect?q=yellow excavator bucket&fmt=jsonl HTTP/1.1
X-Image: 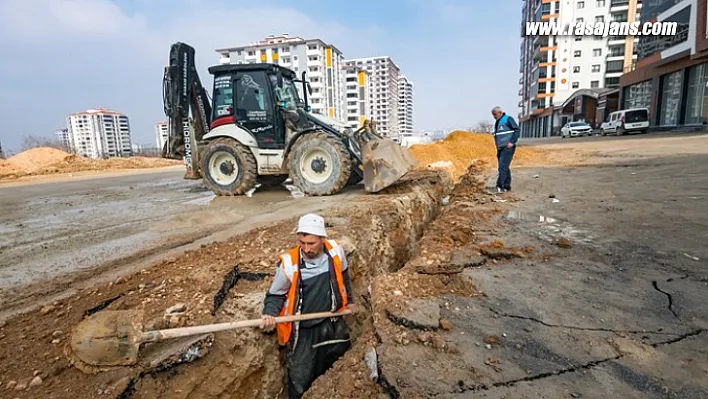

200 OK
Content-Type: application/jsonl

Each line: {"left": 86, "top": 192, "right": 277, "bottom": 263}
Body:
{"left": 355, "top": 120, "right": 417, "bottom": 193}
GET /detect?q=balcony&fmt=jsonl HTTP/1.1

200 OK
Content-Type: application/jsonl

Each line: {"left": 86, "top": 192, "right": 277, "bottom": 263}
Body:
{"left": 608, "top": 36, "right": 625, "bottom": 46}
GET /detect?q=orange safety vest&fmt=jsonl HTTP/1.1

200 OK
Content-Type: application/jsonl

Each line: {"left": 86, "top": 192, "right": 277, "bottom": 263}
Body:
{"left": 276, "top": 239, "right": 349, "bottom": 346}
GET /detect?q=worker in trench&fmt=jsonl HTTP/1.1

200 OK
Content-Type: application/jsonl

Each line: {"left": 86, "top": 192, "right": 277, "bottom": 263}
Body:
{"left": 260, "top": 213, "right": 358, "bottom": 399}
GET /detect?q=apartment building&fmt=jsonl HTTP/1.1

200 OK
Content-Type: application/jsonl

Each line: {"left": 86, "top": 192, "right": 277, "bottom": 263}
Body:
{"left": 55, "top": 128, "right": 72, "bottom": 152}
{"left": 398, "top": 75, "right": 414, "bottom": 136}
{"left": 155, "top": 120, "right": 190, "bottom": 151}
{"left": 66, "top": 108, "right": 132, "bottom": 158}
{"left": 341, "top": 65, "right": 371, "bottom": 129}
{"left": 344, "top": 57, "right": 401, "bottom": 137}
{"left": 518, "top": 0, "right": 642, "bottom": 137}
{"left": 216, "top": 34, "right": 346, "bottom": 122}
{"left": 620, "top": 0, "right": 707, "bottom": 127}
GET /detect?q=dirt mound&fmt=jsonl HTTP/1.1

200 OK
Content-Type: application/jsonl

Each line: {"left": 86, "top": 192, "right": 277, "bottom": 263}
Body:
{"left": 408, "top": 130, "right": 550, "bottom": 181}
{"left": 0, "top": 147, "right": 181, "bottom": 180}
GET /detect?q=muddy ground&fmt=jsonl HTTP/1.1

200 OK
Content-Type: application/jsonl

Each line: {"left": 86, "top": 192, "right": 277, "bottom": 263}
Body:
{"left": 0, "top": 132, "right": 706, "bottom": 398}
{"left": 0, "top": 169, "right": 363, "bottom": 319}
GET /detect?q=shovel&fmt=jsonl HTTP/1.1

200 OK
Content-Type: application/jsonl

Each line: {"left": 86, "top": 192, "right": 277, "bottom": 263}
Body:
{"left": 354, "top": 120, "right": 417, "bottom": 193}
{"left": 69, "top": 309, "right": 352, "bottom": 368}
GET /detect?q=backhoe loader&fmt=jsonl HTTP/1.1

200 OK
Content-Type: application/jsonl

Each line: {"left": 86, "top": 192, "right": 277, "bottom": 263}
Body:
{"left": 161, "top": 42, "right": 416, "bottom": 196}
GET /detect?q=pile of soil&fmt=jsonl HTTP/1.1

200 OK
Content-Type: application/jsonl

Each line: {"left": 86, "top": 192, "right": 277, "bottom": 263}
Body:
{"left": 408, "top": 130, "right": 587, "bottom": 181}
{"left": 0, "top": 148, "right": 181, "bottom": 180}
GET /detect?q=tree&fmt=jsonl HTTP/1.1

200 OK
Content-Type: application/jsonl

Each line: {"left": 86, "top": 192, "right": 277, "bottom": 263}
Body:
{"left": 474, "top": 121, "right": 494, "bottom": 134}
{"left": 20, "top": 135, "right": 66, "bottom": 152}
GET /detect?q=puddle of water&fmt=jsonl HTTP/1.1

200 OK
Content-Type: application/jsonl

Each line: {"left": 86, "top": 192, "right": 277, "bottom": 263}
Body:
{"left": 506, "top": 210, "right": 558, "bottom": 224}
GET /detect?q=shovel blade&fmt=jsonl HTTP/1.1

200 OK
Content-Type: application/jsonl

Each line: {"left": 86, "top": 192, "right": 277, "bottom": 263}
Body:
{"left": 362, "top": 138, "right": 417, "bottom": 193}
{"left": 69, "top": 310, "right": 143, "bottom": 367}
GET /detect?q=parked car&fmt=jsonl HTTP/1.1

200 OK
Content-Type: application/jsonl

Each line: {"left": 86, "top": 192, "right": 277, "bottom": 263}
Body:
{"left": 561, "top": 121, "right": 593, "bottom": 138}
{"left": 600, "top": 108, "right": 650, "bottom": 136}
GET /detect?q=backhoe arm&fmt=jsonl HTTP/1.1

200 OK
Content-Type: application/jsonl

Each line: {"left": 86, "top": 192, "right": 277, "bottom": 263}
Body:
{"left": 162, "top": 42, "right": 212, "bottom": 179}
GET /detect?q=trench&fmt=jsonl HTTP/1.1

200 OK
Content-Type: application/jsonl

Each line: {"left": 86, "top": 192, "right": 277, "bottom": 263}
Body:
{"left": 113, "top": 170, "right": 453, "bottom": 399}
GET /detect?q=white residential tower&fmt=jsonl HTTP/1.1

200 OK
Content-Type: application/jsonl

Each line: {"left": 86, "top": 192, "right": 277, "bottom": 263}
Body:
{"left": 66, "top": 108, "right": 132, "bottom": 158}
{"left": 398, "top": 75, "right": 414, "bottom": 135}
{"left": 344, "top": 56, "right": 401, "bottom": 137}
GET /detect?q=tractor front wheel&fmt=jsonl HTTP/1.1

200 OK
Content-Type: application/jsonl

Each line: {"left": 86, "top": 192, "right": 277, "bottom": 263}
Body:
{"left": 201, "top": 138, "right": 258, "bottom": 195}
{"left": 287, "top": 131, "right": 351, "bottom": 196}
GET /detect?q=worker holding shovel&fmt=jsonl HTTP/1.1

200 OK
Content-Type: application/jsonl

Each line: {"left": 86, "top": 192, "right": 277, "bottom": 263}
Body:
{"left": 261, "top": 213, "right": 357, "bottom": 399}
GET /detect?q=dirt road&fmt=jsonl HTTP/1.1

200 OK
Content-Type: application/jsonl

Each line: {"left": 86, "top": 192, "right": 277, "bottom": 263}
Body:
{"left": 0, "top": 169, "right": 362, "bottom": 318}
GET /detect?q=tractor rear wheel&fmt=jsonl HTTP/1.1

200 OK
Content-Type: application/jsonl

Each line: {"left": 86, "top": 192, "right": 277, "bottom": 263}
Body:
{"left": 287, "top": 131, "right": 351, "bottom": 196}
{"left": 201, "top": 138, "right": 257, "bottom": 196}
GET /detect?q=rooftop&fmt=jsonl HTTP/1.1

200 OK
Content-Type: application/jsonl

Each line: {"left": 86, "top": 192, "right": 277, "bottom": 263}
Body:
{"left": 215, "top": 34, "right": 343, "bottom": 56}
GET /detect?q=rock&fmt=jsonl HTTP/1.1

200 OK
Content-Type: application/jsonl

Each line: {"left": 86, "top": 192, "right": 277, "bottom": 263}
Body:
{"left": 165, "top": 303, "right": 187, "bottom": 314}
{"left": 40, "top": 305, "right": 55, "bottom": 315}
{"left": 439, "top": 318, "right": 454, "bottom": 330}
{"left": 15, "top": 383, "right": 26, "bottom": 391}
{"left": 524, "top": 326, "right": 533, "bottom": 332}
{"left": 557, "top": 237, "right": 572, "bottom": 249}
{"left": 33, "top": 370, "right": 40, "bottom": 376}
{"left": 387, "top": 299, "right": 441, "bottom": 330}
{"left": 571, "top": 394, "right": 582, "bottom": 398}
{"left": 51, "top": 339, "right": 61, "bottom": 344}
{"left": 337, "top": 236, "right": 357, "bottom": 256}
{"left": 52, "top": 330, "right": 63, "bottom": 338}
{"left": 29, "top": 376, "right": 42, "bottom": 387}
{"left": 7, "top": 380, "right": 16, "bottom": 390}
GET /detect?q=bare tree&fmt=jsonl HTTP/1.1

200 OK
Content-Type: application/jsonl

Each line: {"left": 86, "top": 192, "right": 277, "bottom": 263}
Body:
{"left": 474, "top": 121, "right": 494, "bottom": 134}
{"left": 20, "top": 135, "right": 65, "bottom": 152}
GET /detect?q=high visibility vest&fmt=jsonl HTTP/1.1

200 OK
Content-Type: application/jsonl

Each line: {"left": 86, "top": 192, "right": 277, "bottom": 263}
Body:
{"left": 276, "top": 239, "right": 349, "bottom": 346}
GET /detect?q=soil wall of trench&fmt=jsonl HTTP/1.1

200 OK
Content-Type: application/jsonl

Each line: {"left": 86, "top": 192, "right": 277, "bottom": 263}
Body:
{"left": 1, "top": 166, "right": 496, "bottom": 399}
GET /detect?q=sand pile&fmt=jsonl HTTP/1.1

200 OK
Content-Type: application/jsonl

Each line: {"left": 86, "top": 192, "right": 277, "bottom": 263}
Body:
{"left": 408, "top": 130, "right": 550, "bottom": 181}
{"left": 0, "top": 147, "right": 181, "bottom": 180}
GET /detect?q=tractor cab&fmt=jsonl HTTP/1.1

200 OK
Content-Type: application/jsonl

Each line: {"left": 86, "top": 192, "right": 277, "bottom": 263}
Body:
{"left": 207, "top": 63, "right": 311, "bottom": 150}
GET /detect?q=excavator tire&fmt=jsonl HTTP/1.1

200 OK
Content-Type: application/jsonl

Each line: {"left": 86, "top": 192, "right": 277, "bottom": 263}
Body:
{"left": 287, "top": 131, "right": 351, "bottom": 196}
{"left": 200, "top": 138, "right": 257, "bottom": 196}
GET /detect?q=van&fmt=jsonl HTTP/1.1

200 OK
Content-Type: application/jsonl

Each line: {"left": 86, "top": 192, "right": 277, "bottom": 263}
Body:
{"left": 600, "top": 108, "right": 650, "bottom": 136}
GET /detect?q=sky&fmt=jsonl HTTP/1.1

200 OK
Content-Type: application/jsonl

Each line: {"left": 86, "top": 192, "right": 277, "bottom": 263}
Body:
{"left": 0, "top": 0, "right": 522, "bottom": 153}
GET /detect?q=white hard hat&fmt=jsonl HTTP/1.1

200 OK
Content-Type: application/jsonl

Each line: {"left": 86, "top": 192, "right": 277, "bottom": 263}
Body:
{"left": 297, "top": 213, "right": 327, "bottom": 237}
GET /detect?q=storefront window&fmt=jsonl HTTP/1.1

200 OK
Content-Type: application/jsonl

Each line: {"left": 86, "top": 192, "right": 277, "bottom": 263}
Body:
{"left": 684, "top": 62, "right": 708, "bottom": 125}
{"left": 637, "top": 5, "right": 691, "bottom": 61}
{"left": 659, "top": 70, "right": 683, "bottom": 126}
{"left": 623, "top": 80, "right": 652, "bottom": 111}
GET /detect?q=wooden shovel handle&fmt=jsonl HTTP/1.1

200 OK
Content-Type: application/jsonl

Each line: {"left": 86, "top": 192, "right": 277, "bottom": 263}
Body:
{"left": 138, "top": 310, "right": 352, "bottom": 343}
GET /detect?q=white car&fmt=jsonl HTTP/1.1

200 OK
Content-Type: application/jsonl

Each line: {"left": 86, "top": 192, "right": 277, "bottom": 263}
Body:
{"left": 561, "top": 121, "right": 593, "bottom": 138}
{"left": 600, "top": 108, "right": 650, "bottom": 136}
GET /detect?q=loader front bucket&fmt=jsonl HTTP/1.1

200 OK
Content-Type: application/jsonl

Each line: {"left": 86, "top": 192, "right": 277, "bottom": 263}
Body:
{"left": 358, "top": 127, "right": 417, "bottom": 193}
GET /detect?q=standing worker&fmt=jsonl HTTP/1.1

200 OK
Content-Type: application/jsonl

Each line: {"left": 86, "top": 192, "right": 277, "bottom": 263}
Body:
{"left": 260, "top": 213, "right": 357, "bottom": 399}
{"left": 491, "top": 106, "right": 520, "bottom": 193}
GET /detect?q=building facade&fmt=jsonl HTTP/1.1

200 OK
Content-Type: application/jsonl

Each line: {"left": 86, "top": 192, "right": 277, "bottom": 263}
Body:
{"left": 216, "top": 34, "right": 346, "bottom": 122}
{"left": 55, "top": 129, "right": 72, "bottom": 153}
{"left": 344, "top": 57, "right": 401, "bottom": 137}
{"left": 341, "top": 65, "right": 371, "bottom": 129}
{"left": 155, "top": 122, "right": 169, "bottom": 150}
{"left": 518, "top": 0, "right": 642, "bottom": 137}
{"left": 66, "top": 108, "right": 132, "bottom": 158}
{"left": 398, "top": 75, "right": 414, "bottom": 136}
{"left": 619, "top": 0, "right": 708, "bottom": 127}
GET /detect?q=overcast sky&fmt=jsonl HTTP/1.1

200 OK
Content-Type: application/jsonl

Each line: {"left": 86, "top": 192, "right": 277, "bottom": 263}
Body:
{"left": 0, "top": 0, "right": 521, "bottom": 152}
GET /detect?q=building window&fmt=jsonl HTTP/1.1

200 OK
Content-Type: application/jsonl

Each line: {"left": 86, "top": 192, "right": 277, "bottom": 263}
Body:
{"left": 595, "top": 16, "right": 604, "bottom": 24}
{"left": 576, "top": 17, "right": 584, "bottom": 24}
{"left": 592, "top": 64, "right": 601, "bottom": 72}
{"left": 573, "top": 66, "right": 581, "bottom": 73}
{"left": 578, "top": 1, "right": 585, "bottom": 8}
{"left": 593, "top": 48, "right": 602, "bottom": 57}
{"left": 575, "top": 36, "right": 582, "bottom": 41}
{"left": 684, "top": 62, "right": 708, "bottom": 124}
{"left": 574, "top": 50, "right": 582, "bottom": 57}
{"left": 572, "top": 82, "right": 580, "bottom": 89}
{"left": 659, "top": 70, "right": 684, "bottom": 126}
{"left": 591, "top": 80, "right": 600, "bottom": 88}
{"left": 597, "top": 0, "right": 605, "bottom": 6}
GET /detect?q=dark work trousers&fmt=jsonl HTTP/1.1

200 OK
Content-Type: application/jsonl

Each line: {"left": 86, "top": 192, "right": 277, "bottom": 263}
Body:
{"left": 285, "top": 317, "right": 351, "bottom": 399}
{"left": 496, "top": 145, "right": 516, "bottom": 190}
